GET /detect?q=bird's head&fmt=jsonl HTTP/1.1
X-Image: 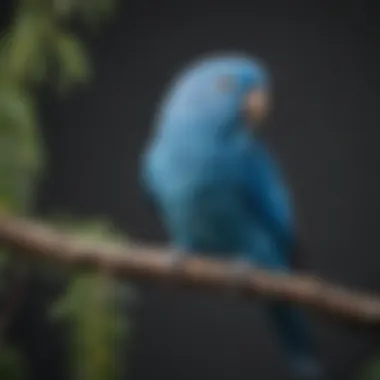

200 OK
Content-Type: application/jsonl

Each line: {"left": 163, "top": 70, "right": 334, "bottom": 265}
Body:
{"left": 209, "top": 54, "right": 271, "bottom": 126}
{"left": 160, "top": 53, "right": 272, "bottom": 136}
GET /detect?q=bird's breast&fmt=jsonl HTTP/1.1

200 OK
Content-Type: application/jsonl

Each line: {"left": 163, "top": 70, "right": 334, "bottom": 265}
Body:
{"left": 153, "top": 146, "right": 239, "bottom": 198}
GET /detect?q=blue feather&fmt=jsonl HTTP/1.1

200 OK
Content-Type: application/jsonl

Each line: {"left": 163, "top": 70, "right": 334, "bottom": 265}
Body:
{"left": 141, "top": 53, "right": 324, "bottom": 379}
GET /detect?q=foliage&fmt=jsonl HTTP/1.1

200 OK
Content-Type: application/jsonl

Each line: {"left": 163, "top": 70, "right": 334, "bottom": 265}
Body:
{"left": 360, "top": 356, "right": 380, "bottom": 380}
{"left": 0, "top": 346, "right": 26, "bottom": 380}
{"left": 50, "top": 219, "right": 132, "bottom": 380}
{"left": 0, "top": 0, "right": 130, "bottom": 379}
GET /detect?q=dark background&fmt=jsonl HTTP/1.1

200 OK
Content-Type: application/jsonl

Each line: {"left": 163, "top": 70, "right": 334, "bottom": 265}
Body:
{"left": 3, "top": 0, "right": 380, "bottom": 379}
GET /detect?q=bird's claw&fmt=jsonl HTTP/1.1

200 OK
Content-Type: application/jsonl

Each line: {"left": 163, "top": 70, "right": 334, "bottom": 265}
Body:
{"left": 165, "top": 249, "right": 188, "bottom": 272}
{"left": 227, "top": 258, "right": 252, "bottom": 295}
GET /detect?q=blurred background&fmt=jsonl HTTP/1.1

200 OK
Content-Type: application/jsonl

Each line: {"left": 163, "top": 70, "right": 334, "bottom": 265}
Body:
{"left": 0, "top": 0, "right": 379, "bottom": 379}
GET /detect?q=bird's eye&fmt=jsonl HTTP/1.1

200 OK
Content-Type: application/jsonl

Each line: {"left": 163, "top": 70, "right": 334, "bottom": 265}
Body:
{"left": 216, "top": 75, "right": 236, "bottom": 93}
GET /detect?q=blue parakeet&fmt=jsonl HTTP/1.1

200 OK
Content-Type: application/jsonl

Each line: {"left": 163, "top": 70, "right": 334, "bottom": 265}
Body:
{"left": 141, "top": 53, "right": 324, "bottom": 379}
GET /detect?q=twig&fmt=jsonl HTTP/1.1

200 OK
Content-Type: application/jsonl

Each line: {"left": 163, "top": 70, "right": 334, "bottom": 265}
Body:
{"left": 0, "top": 213, "right": 380, "bottom": 323}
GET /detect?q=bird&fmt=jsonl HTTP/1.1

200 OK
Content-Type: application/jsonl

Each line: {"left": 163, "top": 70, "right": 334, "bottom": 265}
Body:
{"left": 141, "top": 52, "right": 325, "bottom": 379}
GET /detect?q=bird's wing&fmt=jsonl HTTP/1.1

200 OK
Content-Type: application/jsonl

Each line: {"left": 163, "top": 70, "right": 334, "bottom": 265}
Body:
{"left": 243, "top": 140, "right": 298, "bottom": 266}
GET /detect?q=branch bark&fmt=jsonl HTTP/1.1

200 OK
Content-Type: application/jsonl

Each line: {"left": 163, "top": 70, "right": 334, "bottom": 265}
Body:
{"left": 0, "top": 213, "right": 380, "bottom": 324}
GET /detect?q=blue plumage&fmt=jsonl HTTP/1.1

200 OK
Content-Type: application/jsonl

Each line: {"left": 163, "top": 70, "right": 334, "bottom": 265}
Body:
{"left": 141, "top": 53, "right": 324, "bottom": 379}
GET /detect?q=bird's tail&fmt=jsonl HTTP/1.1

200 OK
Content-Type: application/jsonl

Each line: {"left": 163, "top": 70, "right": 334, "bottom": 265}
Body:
{"left": 265, "top": 302, "right": 325, "bottom": 380}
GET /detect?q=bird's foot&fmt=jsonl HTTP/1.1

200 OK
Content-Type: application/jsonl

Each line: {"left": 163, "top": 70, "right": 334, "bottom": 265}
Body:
{"left": 226, "top": 258, "right": 252, "bottom": 296}
{"left": 165, "top": 249, "right": 188, "bottom": 273}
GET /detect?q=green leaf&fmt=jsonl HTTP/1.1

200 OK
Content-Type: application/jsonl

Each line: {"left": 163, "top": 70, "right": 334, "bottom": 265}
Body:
{"left": 52, "top": 273, "right": 128, "bottom": 380}
{"left": 0, "top": 346, "right": 26, "bottom": 380}
{"left": 0, "top": 87, "right": 37, "bottom": 132}
{"left": 0, "top": 85, "right": 43, "bottom": 212}
{"left": 49, "top": 218, "right": 131, "bottom": 380}
{"left": 361, "top": 358, "right": 380, "bottom": 379}
{"left": 0, "top": 12, "right": 51, "bottom": 84}
{"left": 53, "top": 32, "right": 91, "bottom": 92}
{"left": 0, "top": 3, "right": 126, "bottom": 380}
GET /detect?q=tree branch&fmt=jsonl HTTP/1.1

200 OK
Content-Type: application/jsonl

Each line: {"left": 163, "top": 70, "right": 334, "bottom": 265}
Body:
{"left": 0, "top": 213, "right": 380, "bottom": 324}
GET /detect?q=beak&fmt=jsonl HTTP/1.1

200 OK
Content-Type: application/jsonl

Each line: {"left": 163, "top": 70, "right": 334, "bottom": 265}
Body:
{"left": 243, "top": 88, "right": 270, "bottom": 124}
